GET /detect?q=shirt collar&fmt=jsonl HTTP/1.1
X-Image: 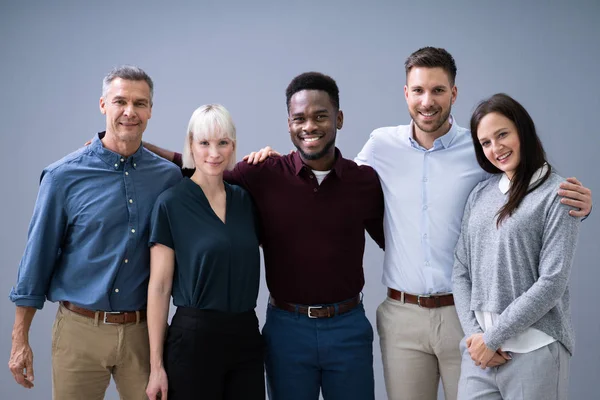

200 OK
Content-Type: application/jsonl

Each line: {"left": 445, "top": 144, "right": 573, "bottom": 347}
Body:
{"left": 498, "top": 163, "right": 549, "bottom": 194}
{"left": 91, "top": 131, "right": 144, "bottom": 170}
{"left": 292, "top": 147, "right": 345, "bottom": 179}
{"left": 408, "top": 115, "right": 457, "bottom": 150}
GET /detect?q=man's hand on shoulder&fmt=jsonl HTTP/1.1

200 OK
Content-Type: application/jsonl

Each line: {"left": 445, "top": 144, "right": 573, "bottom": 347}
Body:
{"left": 242, "top": 146, "right": 282, "bottom": 165}
{"left": 558, "top": 177, "right": 592, "bottom": 217}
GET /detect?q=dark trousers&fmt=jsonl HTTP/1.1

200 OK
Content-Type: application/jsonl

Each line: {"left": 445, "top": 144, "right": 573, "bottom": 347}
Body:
{"left": 263, "top": 301, "right": 374, "bottom": 400}
{"left": 165, "top": 307, "right": 265, "bottom": 400}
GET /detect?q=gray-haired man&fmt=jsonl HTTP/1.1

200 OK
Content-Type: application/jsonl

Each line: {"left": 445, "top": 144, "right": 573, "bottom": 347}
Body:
{"left": 8, "top": 66, "right": 181, "bottom": 399}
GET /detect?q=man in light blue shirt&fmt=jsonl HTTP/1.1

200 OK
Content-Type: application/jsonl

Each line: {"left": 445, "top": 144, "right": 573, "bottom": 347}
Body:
{"left": 355, "top": 47, "right": 592, "bottom": 400}
{"left": 8, "top": 66, "right": 181, "bottom": 399}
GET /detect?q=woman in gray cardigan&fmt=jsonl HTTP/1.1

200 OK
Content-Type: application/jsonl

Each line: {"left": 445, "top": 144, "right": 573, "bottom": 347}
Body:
{"left": 452, "top": 93, "right": 581, "bottom": 400}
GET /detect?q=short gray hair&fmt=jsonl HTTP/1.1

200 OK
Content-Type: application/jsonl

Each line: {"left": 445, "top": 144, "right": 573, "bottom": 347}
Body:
{"left": 182, "top": 104, "right": 237, "bottom": 170}
{"left": 102, "top": 65, "right": 154, "bottom": 102}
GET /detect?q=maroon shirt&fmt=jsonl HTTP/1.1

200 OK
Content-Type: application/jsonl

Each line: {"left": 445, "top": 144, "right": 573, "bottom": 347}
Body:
{"left": 176, "top": 149, "right": 384, "bottom": 305}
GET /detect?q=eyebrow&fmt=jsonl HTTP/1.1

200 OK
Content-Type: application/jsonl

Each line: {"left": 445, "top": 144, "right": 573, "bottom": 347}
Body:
{"left": 112, "top": 96, "right": 149, "bottom": 104}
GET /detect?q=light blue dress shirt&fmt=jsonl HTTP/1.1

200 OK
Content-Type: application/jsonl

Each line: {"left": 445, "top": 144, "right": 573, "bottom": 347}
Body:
{"left": 9, "top": 134, "right": 181, "bottom": 311}
{"left": 356, "top": 118, "right": 489, "bottom": 294}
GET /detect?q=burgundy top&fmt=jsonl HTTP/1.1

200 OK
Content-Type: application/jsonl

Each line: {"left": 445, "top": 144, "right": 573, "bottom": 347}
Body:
{"left": 175, "top": 149, "right": 384, "bottom": 305}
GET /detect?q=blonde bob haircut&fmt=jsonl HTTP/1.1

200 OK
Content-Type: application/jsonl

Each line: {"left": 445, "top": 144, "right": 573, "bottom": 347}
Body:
{"left": 182, "top": 104, "right": 237, "bottom": 170}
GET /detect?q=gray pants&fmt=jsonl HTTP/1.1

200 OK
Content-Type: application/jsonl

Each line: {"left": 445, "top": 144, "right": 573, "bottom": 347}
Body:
{"left": 457, "top": 338, "right": 570, "bottom": 400}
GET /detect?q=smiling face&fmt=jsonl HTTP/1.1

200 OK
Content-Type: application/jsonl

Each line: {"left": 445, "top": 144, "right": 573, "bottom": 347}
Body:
{"left": 100, "top": 78, "right": 152, "bottom": 143}
{"left": 404, "top": 67, "right": 457, "bottom": 141}
{"left": 191, "top": 136, "right": 235, "bottom": 178}
{"left": 476, "top": 112, "right": 521, "bottom": 179}
{"left": 288, "top": 89, "right": 343, "bottom": 168}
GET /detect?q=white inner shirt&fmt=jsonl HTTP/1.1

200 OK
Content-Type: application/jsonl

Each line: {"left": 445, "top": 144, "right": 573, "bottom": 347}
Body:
{"left": 312, "top": 169, "right": 330, "bottom": 185}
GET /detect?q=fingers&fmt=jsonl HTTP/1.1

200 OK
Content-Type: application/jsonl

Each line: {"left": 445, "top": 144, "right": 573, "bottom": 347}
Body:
{"left": 146, "top": 386, "right": 157, "bottom": 400}
{"left": 9, "top": 363, "right": 33, "bottom": 388}
{"left": 466, "top": 336, "right": 473, "bottom": 348}
{"left": 564, "top": 177, "right": 582, "bottom": 186}
{"left": 243, "top": 152, "right": 257, "bottom": 164}
{"left": 497, "top": 350, "right": 512, "bottom": 360}
{"left": 25, "top": 358, "right": 34, "bottom": 385}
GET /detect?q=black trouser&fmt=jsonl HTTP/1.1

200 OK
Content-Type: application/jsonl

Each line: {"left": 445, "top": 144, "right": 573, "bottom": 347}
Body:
{"left": 164, "top": 307, "right": 265, "bottom": 400}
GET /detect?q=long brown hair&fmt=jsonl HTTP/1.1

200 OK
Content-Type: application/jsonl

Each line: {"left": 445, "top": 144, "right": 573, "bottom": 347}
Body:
{"left": 470, "top": 93, "right": 551, "bottom": 227}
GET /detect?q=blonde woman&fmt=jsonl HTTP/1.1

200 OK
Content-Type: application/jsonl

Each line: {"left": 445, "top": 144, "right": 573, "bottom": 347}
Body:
{"left": 145, "top": 105, "right": 264, "bottom": 399}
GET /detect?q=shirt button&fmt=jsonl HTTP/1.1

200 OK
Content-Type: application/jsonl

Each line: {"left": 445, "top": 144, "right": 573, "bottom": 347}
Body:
{"left": 131, "top": 229, "right": 135, "bottom": 233}
{"left": 120, "top": 158, "right": 125, "bottom": 162}
{"left": 423, "top": 205, "right": 428, "bottom": 210}
{"left": 129, "top": 199, "right": 133, "bottom": 203}
{"left": 425, "top": 261, "right": 430, "bottom": 267}
{"left": 423, "top": 234, "right": 428, "bottom": 239}
{"left": 114, "top": 163, "right": 118, "bottom": 168}
{"left": 115, "top": 288, "right": 119, "bottom": 293}
{"left": 313, "top": 188, "right": 318, "bottom": 192}
{"left": 124, "top": 259, "right": 129, "bottom": 263}
{"left": 310, "top": 175, "right": 314, "bottom": 179}
{"left": 125, "top": 171, "right": 129, "bottom": 176}
{"left": 423, "top": 177, "right": 428, "bottom": 182}
{"left": 133, "top": 163, "right": 137, "bottom": 167}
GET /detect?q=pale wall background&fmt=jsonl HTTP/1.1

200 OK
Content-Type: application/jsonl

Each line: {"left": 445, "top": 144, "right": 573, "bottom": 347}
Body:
{"left": 1, "top": 1, "right": 598, "bottom": 399}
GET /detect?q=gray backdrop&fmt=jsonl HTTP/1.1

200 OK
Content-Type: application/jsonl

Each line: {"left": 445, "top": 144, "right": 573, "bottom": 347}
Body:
{"left": 1, "top": 1, "right": 598, "bottom": 399}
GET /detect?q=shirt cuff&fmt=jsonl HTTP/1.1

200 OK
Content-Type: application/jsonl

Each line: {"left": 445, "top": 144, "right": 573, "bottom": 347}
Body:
{"left": 9, "top": 291, "right": 46, "bottom": 310}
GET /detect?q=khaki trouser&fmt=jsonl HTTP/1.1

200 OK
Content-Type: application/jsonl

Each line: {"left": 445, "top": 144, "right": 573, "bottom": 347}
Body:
{"left": 376, "top": 295, "right": 464, "bottom": 400}
{"left": 52, "top": 303, "right": 150, "bottom": 400}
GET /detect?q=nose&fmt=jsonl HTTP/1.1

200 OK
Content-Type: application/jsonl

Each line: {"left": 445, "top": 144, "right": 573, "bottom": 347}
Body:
{"left": 422, "top": 93, "right": 435, "bottom": 108}
{"left": 491, "top": 140, "right": 503, "bottom": 154}
{"left": 208, "top": 144, "right": 220, "bottom": 158}
{"left": 303, "top": 118, "right": 318, "bottom": 133}
{"left": 123, "top": 103, "right": 135, "bottom": 117}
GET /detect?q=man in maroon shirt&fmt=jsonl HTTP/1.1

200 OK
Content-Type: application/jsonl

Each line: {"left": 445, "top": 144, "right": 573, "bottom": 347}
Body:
{"left": 147, "top": 72, "right": 384, "bottom": 400}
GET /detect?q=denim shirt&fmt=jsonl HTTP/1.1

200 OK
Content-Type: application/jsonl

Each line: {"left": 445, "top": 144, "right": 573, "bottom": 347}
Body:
{"left": 9, "top": 134, "right": 181, "bottom": 311}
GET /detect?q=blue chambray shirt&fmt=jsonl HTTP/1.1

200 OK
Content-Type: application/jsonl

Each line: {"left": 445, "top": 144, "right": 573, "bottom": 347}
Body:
{"left": 9, "top": 133, "right": 181, "bottom": 311}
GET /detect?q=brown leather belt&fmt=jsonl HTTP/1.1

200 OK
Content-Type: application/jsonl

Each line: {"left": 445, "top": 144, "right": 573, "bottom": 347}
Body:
{"left": 387, "top": 288, "right": 454, "bottom": 308}
{"left": 62, "top": 301, "right": 146, "bottom": 324}
{"left": 269, "top": 295, "right": 361, "bottom": 318}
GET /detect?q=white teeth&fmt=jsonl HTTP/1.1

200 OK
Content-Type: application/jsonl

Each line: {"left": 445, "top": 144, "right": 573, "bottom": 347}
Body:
{"left": 498, "top": 152, "right": 511, "bottom": 161}
{"left": 421, "top": 111, "right": 437, "bottom": 117}
{"left": 303, "top": 137, "right": 320, "bottom": 142}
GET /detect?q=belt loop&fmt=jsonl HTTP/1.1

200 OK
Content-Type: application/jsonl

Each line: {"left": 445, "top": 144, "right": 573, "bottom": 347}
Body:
{"left": 94, "top": 311, "right": 100, "bottom": 327}
{"left": 400, "top": 291, "right": 405, "bottom": 304}
{"left": 136, "top": 311, "right": 140, "bottom": 324}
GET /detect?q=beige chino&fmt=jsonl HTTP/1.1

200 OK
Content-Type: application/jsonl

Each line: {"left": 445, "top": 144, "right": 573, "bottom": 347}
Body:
{"left": 377, "top": 296, "right": 463, "bottom": 400}
{"left": 51, "top": 304, "right": 150, "bottom": 400}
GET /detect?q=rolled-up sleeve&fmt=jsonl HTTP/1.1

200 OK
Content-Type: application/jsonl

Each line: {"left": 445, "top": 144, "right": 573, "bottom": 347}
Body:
{"left": 9, "top": 169, "right": 67, "bottom": 309}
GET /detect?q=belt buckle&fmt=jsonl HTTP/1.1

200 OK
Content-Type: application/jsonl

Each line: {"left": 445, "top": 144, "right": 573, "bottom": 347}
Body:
{"left": 103, "top": 311, "right": 122, "bottom": 325}
{"left": 417, "top": 294, "right": 430, "bottom": 308}
{"left": 307, "top": 306, "right": 322, "bottom": 318}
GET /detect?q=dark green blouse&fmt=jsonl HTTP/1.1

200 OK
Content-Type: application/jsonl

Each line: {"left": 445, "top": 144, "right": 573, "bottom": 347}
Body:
{"left": 149, "top": 178, "right": 260, "bottom": 312}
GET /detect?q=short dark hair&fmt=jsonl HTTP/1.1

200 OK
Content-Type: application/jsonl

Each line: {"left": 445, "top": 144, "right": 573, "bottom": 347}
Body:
{"left": 470, "top": 93, "right": 551, "bottom": 227}
{"left": 286, "top": 72, "right": 340, "bottom": 112}
{"left": 405, "top": 47, "right": 457, "bottom": 86}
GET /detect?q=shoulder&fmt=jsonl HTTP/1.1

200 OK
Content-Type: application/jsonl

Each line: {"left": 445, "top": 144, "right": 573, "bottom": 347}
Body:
{"left": 234, "top": 153, "right": 296, "bottom": 176}
{"left": 226, "top": 182, "right": 255, "bottom": 206}
{"left": 468, "top": 174, "right": 500, "bottom": 200}
{"left": 154, "top": 179, "right": 188, "bottom": 208}
{"left": 41, "top": 146, "right": 91, "bottom": 182}
{"left": 338, "top": 157, "right": 381, "bottom": 185}
{"left": 142, "top": 148, "right": 181, "bottom": 174}
{"left": 369, "top": 124, "right": 409, "bottom": 143}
